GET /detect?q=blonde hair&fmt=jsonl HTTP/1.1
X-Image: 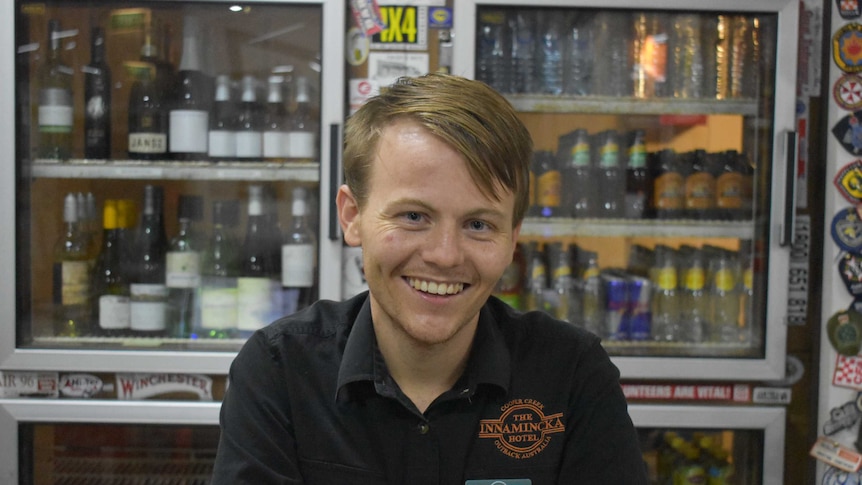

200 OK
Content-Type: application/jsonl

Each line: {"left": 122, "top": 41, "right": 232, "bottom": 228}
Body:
{"left": 343, "top": 73, "right": 533, "bottom": 225}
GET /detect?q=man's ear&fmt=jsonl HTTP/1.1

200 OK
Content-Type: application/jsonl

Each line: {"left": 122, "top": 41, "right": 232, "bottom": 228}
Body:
{"left": 336, "top": 184, "right": 362, "bottom": 247}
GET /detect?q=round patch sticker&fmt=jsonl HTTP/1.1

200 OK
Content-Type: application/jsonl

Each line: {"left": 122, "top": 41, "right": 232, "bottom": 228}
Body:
{"left": 832, "top": 206, "right": 862, "bottom": 253}
{"left": 835, "top": 160, "right": 862, "bottom": 203}
{"left": 834, "top": 23, "right": 862, "bottom": 73}
{"left": 841, "top": 252, "right": 862, "bottom": 297}
{"left": 827, "top": 309, "right": 862, "bottom": 356}
{"left": 836, "top": 74, "right": 862, "bottom": 111}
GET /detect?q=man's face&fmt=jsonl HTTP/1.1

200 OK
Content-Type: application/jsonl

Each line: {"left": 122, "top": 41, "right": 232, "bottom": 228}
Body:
{"left": 338, "top": 118, "right": 520, "bottom": 347}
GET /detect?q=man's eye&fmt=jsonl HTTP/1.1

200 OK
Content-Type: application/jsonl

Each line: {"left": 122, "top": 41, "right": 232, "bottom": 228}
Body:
{"left": 469, "top": 220, "right": 488, "bottom": 231}
{"left": 405, "top": 212, "right": 422, "bottom": 222}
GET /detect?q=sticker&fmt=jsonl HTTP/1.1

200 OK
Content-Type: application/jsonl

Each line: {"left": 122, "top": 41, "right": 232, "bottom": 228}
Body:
{"left": 837, "top": 74, "right": 862, "bottom": 111}
{"left": 812, "top": 437, "right": 862, "bottom": 473}
{"left": 59, "top": 373, "right": 114, "bottom": 398}
{"left": 349, "top": 78, "right": 380, "bottom": 115}
{"left": 832, "top": 111, "right": 862, "bottom": 155}
{"left": 837, "top": 161, "right": 862, "bottom": 203}
{"left": 834, "top": 23, "right": 862, "bottom": 73}
{"left": 0, "top": 371, "right": 59, "bottom": 398}
{"left": 429, "top": 7, "right": 452, "bottom": 29}
{"left": 346, "top": 27, "right": 370, "bottom": 66}
{"left": 842, "top": 253, "right": 862, "bottom": 297}
{"left": 751, "top": 387, "right": 792, "bottom": 405}
{"left": 370, "top": 5, "right": 428, "bottom": 50}
{"left": 824, "top": 400, "right": 862, "bottom": 435}
{"left": 350, "top": 0, "right": 385, "bottom": 36}
{"left": 116, "top": 373, "right": 214, "bottom": 400}
{"left": 840, "top": 0, "right": 862, "bottom": 20}
{"left": 367, "top": 52, "right": 429, "bottom": 87}
{"left": 829, "top": 310, "right": 862, "bottom": 357}
{"left": 832, "top": 207, "right": 862, "bottom": 253}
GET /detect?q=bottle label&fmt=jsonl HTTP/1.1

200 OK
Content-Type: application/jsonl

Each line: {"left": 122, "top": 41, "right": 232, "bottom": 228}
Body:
{"left": 286, "top": 132, "right": 316, "bottom": 159}
{"left": 281, "top": 244, "right": 315, "bottom": 287}
{"left": 716, "top": 172, "right": 745, "bottom": 209}
{"left": 599, "top": 143, "right": 619, "bottom": 168}
{"left": 199, "top": 285, "right": 238, "bottom": 330}
{"left": 714, "top": 268, "right": 737, "bottom": 292}
{"left": 683, "top": 267, "right": 705, "bottom": 291}
{"left": 129, "top": 283, "right": 168, "bottom": 331}
{"left": 169, "top": 110, "right": 209, "bottom": 153}
{"left": 263, "top": 131, "right": 288, "bottom": 158}
{"left": 684, "top": 172, "right": 716, "bottom": 210}
{"left": 129, "top": 133, "right": 167, "bottom": 154}
{"left": 656, "top": 267, "right": 678, "bottom": 291}
{"left": 39, "top": 105, "right": 73, "bottom": 132}
{"left": 536, "top": 170, "right": 561, "bottom": 207}
{"left": 56, "top": 261, "right": 90, "bottom": 305}
{"left": 236, "top": 131, "right": 263, "bottom": 158}
{"left": 99, "top": 295, "right": 131, "bottom": 330}
{"left": 237, "top": 277, "right": 281, "bottom": 331}
{"left": 653, "top": 172, "right": 685, "bottom": 209}
{"left": 166, "top": 252, "right": 202, "bottom": 288}
{"left": 571, "top": 142, "right": 591, "bottom": 166}
{"left": 208, "top": 130, "right": 236, "bottom": 158}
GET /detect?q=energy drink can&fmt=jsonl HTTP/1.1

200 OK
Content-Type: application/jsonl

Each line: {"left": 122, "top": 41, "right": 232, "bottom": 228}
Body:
{"left": 602, "top": 271, "right": 629, "bottom": 340}
{"left": 627, "top": 276, "right": 652, "bottom": 341}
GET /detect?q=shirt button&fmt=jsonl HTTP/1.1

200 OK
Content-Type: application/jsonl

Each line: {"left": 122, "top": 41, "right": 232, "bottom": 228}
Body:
{"left": 418, "top": 423, "right": 430, "bottom": 434}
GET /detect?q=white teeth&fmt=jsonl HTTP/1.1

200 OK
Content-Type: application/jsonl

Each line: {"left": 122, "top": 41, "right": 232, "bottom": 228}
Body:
{"left": 409, "top": 278, "right": 464, "bottom": 295}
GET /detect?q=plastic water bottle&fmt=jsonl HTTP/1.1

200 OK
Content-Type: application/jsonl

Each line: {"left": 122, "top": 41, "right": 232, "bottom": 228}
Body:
{"left": 651, "top": 245, "right": 680, "bottom": 342}
{"left": 477, "top": 10, "right": 511, "bottom": 93}
{"left": 510, "top": 11, "right": 538, "bottom": 94}
{"left": 564, "top": 12, "right": 593, "bottom": 96}
{"left": 538, "top": 11, "right": 564, "bottom": 95}
{"left": 591, "top": 11, "right": 633, "bottom": 96}
{"left": 709, "top": 249, "right": 740, "bottom": 343}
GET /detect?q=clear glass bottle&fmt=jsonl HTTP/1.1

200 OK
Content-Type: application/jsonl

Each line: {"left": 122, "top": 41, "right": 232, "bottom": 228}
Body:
{"left": 129, "top": 185, "right": 168, "bottom": 336}
{"left": 286, "top": 76, "right": 317, "bottom": 160}
{"left": 237, "top": 185, "right": 281, "bottom": 337}
{"left": 169, "top": 15, "right": 210, "bottom": 161}
{"left": 93, "top": 199, "right": 130, "bottom": 337}
{"left": 710, "top": 249, "right": 741, "bottom": 343}
{"left": 197, "top": 199, "right": 240, "bottom": 339}
{"left": 651, "top": 245, "right": 680, "bottom": 342}
{"left": 53, "top": 193, "right": 92, "bottom": 337}
{"left": 84, "top": 27, "right": 111, "bottom": 160}
{"left": 166, "top": 194, "right": 204, "bottom": 338}
{"left": 263, "top": 75, "right": 288, "bottom": 162}
{"left": 679, "top": 247, "right": 709, "bottom": 343}
{"left": 208, "top": 74, "right": 237, "bottom": 161}
{"left": 236, "top": 75, "right": 263, "bottom": 160}
{"left": 37, "top": 19, "right": 73, "bottom": 160}
{"left": 281, "top": 187, "right": 316, "bottom": 315}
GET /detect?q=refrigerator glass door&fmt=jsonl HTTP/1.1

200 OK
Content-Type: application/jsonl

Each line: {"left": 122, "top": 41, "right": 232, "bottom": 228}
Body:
{"left": 454, "top": 0, "right": 798, "bottom": 380}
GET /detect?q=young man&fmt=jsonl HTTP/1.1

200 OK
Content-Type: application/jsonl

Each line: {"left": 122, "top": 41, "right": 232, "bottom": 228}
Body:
{"left": 212, "top": 73, "right": 647, "bottom": 484}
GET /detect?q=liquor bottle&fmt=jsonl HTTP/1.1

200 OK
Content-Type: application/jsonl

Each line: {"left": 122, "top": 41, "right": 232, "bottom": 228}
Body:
{"left": 281, "top": 187, "right": 316, "bottom": 315}
{"left": 169, "top": 15, "right": 210, "bottom": 161}
{"left": 679, "top": 247, "right": 709, "bottom": 343}
{"left": 533, "top": 150, "right": 560, "bottom": 217}
{"left": 116, "top": 198, "right": 137, "bottom": 295}
{"left": 128, "top": 68, "right": 168, "bottom": 160}
{"left": 53, "top": 193, "right": 92, "bottom": 336}
{"left": 129, "top": 185, "right": 169, "bottom": 336}
{"left": 196, "top": 199, "right": 240, "bottom": 338}
{"left": 38, "top": 19, "right": 73, "bottom": 160}
{"left": 651, "top": 245, "right": 680, "bottom": 342}
{"left": 208, "top": 74, "right": 237, "bottom": 161}
{"left": 237, "top": 185, "right": 281, "bottom": 336}
{"left": 559, "top": 129, "right": 593, "bottom": 218}
{"left": 286, "top": 76, "right": 317, "bottom": 160}
{"left": 263, "top": 75, "right": 288, "bottom": 162}
{"left": 579, "top": 250, "right": 604, "bottom": 337}
{"left": 83, "top": 27, "right": 111, "bottom": 159}
{"left": 653, "top": 149, "right": 685, "bottom": 219}
{"left": 684, "top": 149, "right": 716, "bottom": 220}
{"left": 92, "top": 199, "right": 130, "bottom": 336}
{"left": 236, "top": 75, "right": 263, "bottom": 160}
{"left": 140, "top": 23, "right": 176, "bottom": 93}
{"left": 624, "top": 130, "right": 651, "bottom": 219}
{"left": 166, "top": 194, "right": 204, "bottom": 338}
{"left": 595, "top": 130, "right": 624, "bottom": 218}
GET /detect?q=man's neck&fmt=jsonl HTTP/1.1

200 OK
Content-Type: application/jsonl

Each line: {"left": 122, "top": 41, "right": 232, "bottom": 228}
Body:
{"left": 373, "top": 320, "right": 476, "bottom": 414}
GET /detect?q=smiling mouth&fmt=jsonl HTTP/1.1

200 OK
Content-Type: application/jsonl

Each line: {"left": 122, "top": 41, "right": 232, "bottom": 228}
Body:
{"left": 407, "top": 278, "right": 465, "bottom": 296}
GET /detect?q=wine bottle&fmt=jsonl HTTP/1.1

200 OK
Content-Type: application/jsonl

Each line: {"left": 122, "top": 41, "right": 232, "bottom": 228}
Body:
{"left": 236, "top": 75, "right": 263, "bottom": 161}
{"left": 237, "top": 185, "right": 280, "bottom": 337}
{"left": 263, "top": 75, "right": 288, "bottom": 162}
{"left": 165, "top": 194, "right": 204, "bottom": 338}
{"left": 92, "top": 199, "right": 131, "bottom": 336}
{"left": 281, "top": 187, "right": 316, "bottom": 315}
{"left": 208, "top": 74, "right": 237, "bottom": 161}
{"left": 285, "top": 76, "right": 317, "bottom": 160}
{"left": 129, "top": 185, "right": 169, "bottom": 336}
{"left": 53, "top": 193, "right": 93, "bottom": 337}
{"left": 83, "top": 27, "right": 111, "bottom": 160}
{"left": 196, "top": 199, "right": 241, "bottom": 339}
{"left": 128, "top": 67, "right": 168, "bottom": 160}
{"left": 140, "top": 23, "right": 176, "bottom": 92}
{"left": 38, "top": 19, "right": 73, "bottom": 160}
{"left": 169, "top": 15, "right": 210, "bottom": 161}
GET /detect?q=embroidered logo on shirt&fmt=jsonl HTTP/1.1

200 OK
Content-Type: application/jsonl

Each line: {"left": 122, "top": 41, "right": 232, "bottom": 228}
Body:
{"left": 478, "top": 399, "right": 565, "bottom": 459}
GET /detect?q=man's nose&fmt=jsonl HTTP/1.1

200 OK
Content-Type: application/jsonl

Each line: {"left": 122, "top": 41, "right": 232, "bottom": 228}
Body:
{"left": 422, "top": 223, "right": 465, "bottom": 268}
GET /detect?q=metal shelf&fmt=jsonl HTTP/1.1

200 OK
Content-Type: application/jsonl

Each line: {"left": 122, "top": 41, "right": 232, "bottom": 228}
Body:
{"left": 28, "top": 159, "right": 320, "bottom": 182}
{"left": 520, "top": 217, "right": 754, "bottom": 239}
{"left": 505, "top": 94, "right": 760, "bottom": 116}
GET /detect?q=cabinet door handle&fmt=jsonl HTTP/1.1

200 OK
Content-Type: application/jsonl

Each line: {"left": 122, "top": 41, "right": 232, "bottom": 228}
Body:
{"left": 328, "top": 123, "right": 343, "bottom": 241}
{"left": 780, "top": 131, "right": 798, "bottom": 247}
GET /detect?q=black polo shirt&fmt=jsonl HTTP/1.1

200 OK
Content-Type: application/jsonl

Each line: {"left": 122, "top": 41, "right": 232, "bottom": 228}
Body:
{"left": 212, "top": 292, "right": 648, "bottom": 485}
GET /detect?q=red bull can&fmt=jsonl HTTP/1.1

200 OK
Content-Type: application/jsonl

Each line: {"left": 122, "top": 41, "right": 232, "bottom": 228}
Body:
{"left": 602, "top": 271, "right": 629, "bottom": 340}
{"left": 627, "top": 275, "right": 652, "bottom": 341}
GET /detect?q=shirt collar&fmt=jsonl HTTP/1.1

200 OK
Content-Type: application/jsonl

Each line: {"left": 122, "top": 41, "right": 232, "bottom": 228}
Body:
{"left": 335, "top": 294, "right": 511, "bottom": 403}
